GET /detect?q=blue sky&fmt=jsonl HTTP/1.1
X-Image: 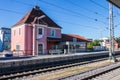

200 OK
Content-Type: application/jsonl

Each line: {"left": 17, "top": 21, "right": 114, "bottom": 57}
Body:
{"left": 0, "top": 0, "right": 120, "bottom": 39}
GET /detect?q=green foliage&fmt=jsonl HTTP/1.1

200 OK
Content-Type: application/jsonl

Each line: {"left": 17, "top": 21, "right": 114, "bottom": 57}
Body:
{"left": 92, "top": 40, "right": 100, "bottom": 46}
{"left": 87, "top": 39, "right": 100, "bottom": 50}
{"left": 87, "top": 42, "right": 93, "bottom": 49}
{"left": 116, "top": 37, "right": 120, "bottom": 42}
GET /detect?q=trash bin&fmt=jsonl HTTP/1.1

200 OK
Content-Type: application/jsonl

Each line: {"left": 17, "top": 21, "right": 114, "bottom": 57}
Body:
{"left": 4, "top": 53, "right": 13, "bottom": 57}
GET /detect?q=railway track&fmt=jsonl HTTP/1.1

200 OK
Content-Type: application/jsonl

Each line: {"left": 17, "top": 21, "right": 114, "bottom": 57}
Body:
{"left": 0, "top": 57, "right": 109, "bottom": 80}
{"left": 0, "top": 53, "right": 120, "bottom": 80}
{"left": 60, "top": 59, "right": 120, "bottom": 80}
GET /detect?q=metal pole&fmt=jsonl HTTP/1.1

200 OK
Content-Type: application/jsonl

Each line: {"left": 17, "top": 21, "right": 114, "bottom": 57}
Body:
{"left": 68, "top": 42, "right": 69, "bottom": 53}
{"left": 109, "top": 3, "right": 116, "bottom": 62}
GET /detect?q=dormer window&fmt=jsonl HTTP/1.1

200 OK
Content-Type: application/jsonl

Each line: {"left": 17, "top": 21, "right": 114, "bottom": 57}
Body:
{"left": 51, "top": 29, "right": 55, "bottom": 37}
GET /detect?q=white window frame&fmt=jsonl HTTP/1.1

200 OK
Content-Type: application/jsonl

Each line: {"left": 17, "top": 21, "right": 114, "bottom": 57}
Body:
{"left": 19, "top": 28, "right": 21, "bottom": 35}
{"left": 38, "top": 27, "right": 44, "bottom": 35}
{"left": 16, "top": 44, "right": 20, "bottom": 50}
{"left": 14, "top": 30, "right": 16, "bottom": 36}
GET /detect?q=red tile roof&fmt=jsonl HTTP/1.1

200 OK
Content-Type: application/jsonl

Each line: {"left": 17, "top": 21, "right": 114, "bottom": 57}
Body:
{"left": 62, "top": 34, "right": 89, "bottom": 42}
{"left": 13, "top": 6, "right": 61, "bottom": 28}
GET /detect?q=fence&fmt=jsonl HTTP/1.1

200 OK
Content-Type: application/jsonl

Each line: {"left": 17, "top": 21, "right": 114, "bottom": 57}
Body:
{"left": 1, "top": 48, "right": 90, "bottom": 57}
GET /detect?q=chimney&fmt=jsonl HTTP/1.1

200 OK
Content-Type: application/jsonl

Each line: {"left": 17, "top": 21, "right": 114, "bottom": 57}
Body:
{"left": 34, "top": 6, "right": 40, "bottom": 10}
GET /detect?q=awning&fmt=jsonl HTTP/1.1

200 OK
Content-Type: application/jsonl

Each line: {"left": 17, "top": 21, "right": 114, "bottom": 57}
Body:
{"left": 47, "top": 37, "right": 61, "bottom": 42}
{"left": 108, "top": 0, "right": 120, "bottom": 8}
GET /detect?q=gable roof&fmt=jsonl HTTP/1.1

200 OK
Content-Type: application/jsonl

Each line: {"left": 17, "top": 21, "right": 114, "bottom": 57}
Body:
{"left": 13, "top": 6, "right": 61, "bottom": 28}
{"left": 62, "top": 34, "right": 89, "bottom": 42}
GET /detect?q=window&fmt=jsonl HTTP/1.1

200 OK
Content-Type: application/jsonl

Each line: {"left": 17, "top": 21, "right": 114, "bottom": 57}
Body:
{"left": 38, "top": 28, "right": 42, "bottom": 35}
{"left": 19, "top": 28, "right": 21, "bottom": 35}
{"left": 16, "top": 45, "right": 20, "bottom": 50}
{"left": 14, "top": 30, "right": 16, "bottom": 36}
{"left": 51, "top": 29, "right": 55, "bottom": 36}
{"left": 73, "top": 38, "right": 77, "bottom": 42}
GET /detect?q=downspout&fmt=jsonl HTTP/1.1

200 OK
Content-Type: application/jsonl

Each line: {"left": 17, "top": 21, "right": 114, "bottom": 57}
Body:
{"left": 33, "top": 24, "right": 36, "bottom": 56}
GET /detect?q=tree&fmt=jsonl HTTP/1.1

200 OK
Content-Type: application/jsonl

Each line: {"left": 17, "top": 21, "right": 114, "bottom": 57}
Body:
{"left": 87, "top": 39, "right": 100, "bottom": 50}
{"left": 116, "top": 37, "right": 120, "bottom": 43}
{"left": 92, "top": 40, "right": 100, "bottom": 46}
{"left": 87, "top": 42, "right": 93, "bottom": 49}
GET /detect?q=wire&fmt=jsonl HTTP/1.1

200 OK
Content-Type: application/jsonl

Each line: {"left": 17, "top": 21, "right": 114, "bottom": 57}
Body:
{"left": 56, "top": 20, "right": 98, "bottom": 29}
{"left": 0, "top": 7, "right": 103, "bottom": 30}
{"left": 89, "top": 0, "right": 119, "bottom": 17}
{"left": 0, "top": 0, "right": 108, "bottom": 31}
{"left": 66, "top": 0, "right": 107, "bottom": 18}
{"left": 89, "top": 0, "right": 109, "bottom": 10}
{"left": 12, "top": 0, "right": 109, "bottom": 26}
{"left": 39, "top": 0, "right": 108, "bottom": 25}
{"left": 0, "top": 8, "right": 24, "bottom": 15}
{"left": 13, "top": 0, "right": 34, "bottom": 7}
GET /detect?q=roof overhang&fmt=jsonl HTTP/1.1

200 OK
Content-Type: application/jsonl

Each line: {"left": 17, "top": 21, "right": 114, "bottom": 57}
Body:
{"left": 47, "top": 37, "right": 61, "bottom": 42}
{"left": 107, "top": 0, "right": 120, "bottom": 8}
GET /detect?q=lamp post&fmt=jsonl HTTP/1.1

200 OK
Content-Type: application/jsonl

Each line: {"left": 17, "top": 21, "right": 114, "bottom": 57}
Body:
{"left": 66, "top": 41, "right": 69, "bottom": 54}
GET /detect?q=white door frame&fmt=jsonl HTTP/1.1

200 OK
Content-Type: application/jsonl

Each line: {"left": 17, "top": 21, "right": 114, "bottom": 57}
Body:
{"left": 37, "top": 42, "right": 44, "bottom": 55}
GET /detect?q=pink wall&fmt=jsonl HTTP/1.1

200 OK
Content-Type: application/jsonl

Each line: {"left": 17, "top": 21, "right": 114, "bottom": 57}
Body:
{"left": 47, "top": 28, "right": 61, "bottom": 38}
{"left": 11, "top": 25, "right": 26, "bottom": 55}
{"left": 11, "top": 24, "right": 61, "bottom": 56}
{"left": 36, "top": 27, "right": 47, "bottom": 54}
{"left": 24, "top": 26, "right": 33, "bottom": 55}
{"left": 11, "top": 25, "right": 33, "bottom": 56}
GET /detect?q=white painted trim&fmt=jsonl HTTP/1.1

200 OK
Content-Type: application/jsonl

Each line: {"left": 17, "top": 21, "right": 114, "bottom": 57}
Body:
{"left": 12, "top": 24, "right": 26, "bottom": 28}
{"left": 47, "top": 26, "right": 61, "bottom": 30}
{"left": 12, "top": 23, "right": 61, "bottom": 30}
{"left": 35, "top": 24, "right": 61, "bottom": 30}
{"left": 37, "top": 42, "right": 44, "bottom": 55}
{"left": 37, "top": 27, "right": 44, "bottom": 39}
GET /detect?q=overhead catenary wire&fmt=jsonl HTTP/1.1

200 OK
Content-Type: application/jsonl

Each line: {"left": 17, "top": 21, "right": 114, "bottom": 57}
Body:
{"left": 89, "top": 0, "right": 120, "bottom": 17}
{"left": 89, "top": 0, "right": 120, "bottom": 31}
{"left": 0, "top": 6, "right": 105, "bottom": 30}
{"left": 89, "top": 0, "right": 109, "bottom": 10}
{"left": 55, "top": 19, "right": 101, "bottom": 30}
{"left": 39, "top": 0, "right": 108, "bottom": 25}
{"left": 0, "top": 8, "right": 24, "bottom": 15}
{"left": 0, "top": 0, "right": 108, "bottom": 32}
{"left": 11, "top": 0, "right": 109, "bottom": 30}
{"left": 13, "top": 0, "right": 34, "bottom": 7}
{"left": 66, "top": 0, "right": 107, "bottom": 18}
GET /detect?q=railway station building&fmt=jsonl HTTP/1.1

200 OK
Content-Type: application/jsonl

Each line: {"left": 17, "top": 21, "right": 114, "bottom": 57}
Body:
{"left": 11, "top": 6, "right": 89, "bottom": 56}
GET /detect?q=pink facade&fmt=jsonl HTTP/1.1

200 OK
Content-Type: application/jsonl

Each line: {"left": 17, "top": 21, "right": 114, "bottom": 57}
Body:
{"left": 47, "top": 28, "right": 61, "bottom": 38}
{"left": 11, "top": 24, "right": 61, "bottom": 56}
{"left": 11, "top": 25, "right": 25, "bottom": 51}
{"left": 11, "top": 6, "right": 88, "bottom": 56}
{"left": 11, "top": 6, "right": 62, "bottom": 56}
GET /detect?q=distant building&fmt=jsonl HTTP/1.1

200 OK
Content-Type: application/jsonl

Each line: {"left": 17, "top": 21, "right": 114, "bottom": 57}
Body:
{"left": 0, "top": 27, "right": 11, "bottom": 52}
{"left": 60, "top": 34, "right": 89, "bottom": 53}
{"left": 100, "top": 37, "right": 118, "bottom": 50}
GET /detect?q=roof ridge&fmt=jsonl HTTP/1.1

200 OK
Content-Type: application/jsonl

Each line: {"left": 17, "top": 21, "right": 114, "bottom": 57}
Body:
{"left": 12, "top": 6, "right": 62, "bottom": 28}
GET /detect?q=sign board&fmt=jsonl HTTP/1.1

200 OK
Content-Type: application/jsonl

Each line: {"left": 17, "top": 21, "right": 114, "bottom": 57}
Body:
{"left": 66, "top": 41, "right": 69, "bottom": 45}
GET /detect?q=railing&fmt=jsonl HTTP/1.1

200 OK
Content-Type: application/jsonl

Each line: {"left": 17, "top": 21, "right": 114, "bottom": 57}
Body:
{"left": 12, "top": 50, "right": 24, "bottom": 57}
{"left": 9, "top": 48, "right": 102, "bottom": 57}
